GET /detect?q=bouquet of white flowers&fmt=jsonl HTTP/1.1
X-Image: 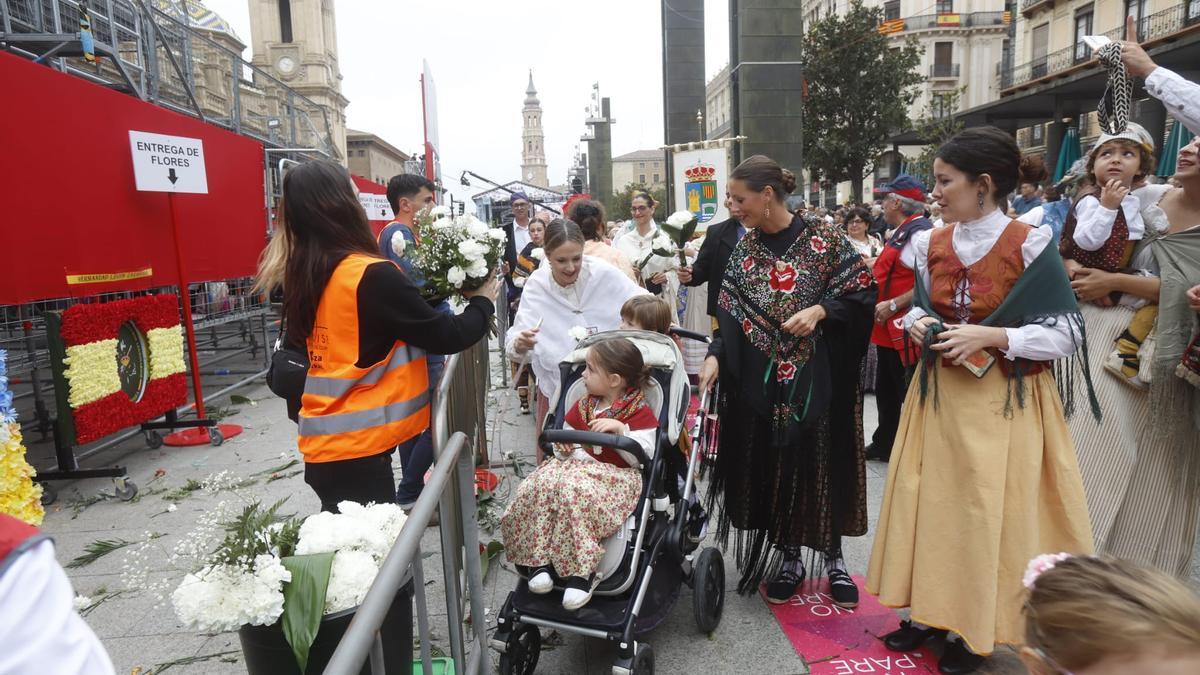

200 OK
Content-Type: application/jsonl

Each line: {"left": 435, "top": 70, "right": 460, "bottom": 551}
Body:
{"left": 169, "top": 500, "right": 407, "bottom": 671}
{"left": 661, "top": 210, "right": 700, "bottom": 267}
{"left": 637, "top": 232, "right": 678, "bottom": 279}
{"left": 413, "top": 205, "right": 507, "bottom": 298}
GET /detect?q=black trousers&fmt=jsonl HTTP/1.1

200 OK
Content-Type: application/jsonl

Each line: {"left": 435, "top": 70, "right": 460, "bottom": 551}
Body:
{"left": 304, "top": 449, "right": 396, "bottom": 513}
{"left": 871, "top": 347, "right": 909, "bottom": 459}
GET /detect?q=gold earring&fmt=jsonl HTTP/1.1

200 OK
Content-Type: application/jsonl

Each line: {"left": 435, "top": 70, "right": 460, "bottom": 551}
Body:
{"left": 765, "top": 205, "right": 771, "bottom": 218}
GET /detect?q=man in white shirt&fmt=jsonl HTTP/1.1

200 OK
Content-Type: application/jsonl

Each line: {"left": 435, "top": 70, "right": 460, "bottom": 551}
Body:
{"left": 1119, "top": 16, "right": 1200, "bottom": 135}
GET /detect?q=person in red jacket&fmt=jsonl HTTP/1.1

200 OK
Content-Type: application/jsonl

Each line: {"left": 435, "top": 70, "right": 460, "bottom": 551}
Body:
{"left": 0, "top": 513, "right": 115, "bottom": 674}
{"left": 867, "top": 176, "right": 933, "bottom": 462}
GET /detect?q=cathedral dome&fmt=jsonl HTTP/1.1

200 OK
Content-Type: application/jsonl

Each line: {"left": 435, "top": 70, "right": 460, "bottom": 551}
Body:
{"left": 154, "top": 0, "right": 246, "bottom": 48}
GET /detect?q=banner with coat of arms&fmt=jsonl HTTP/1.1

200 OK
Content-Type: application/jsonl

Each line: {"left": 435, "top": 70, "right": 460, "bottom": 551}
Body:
{"left": 672, "top": 148, "right": 730, "bottom": 232}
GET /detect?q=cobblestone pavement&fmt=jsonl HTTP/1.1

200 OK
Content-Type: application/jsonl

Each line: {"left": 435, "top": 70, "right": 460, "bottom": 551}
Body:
{"left": 31, "top": 344, "right": 1198, "bottom": 674}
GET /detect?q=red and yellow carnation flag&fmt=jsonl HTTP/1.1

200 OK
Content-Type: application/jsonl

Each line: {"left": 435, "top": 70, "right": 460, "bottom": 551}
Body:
{"left": 59, "top": 295, "right": 188, "bottom": 444}
{"left": 0, "top": 348, "right": 43, "bottom": 525}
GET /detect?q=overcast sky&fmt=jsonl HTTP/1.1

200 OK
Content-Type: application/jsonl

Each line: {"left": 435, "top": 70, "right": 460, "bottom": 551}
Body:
{"left": 203, "top": 0, "right": 729, "bottom": 202}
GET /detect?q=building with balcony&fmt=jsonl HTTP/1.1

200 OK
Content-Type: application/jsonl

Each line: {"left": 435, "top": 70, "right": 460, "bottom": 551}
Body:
{"left": 800, "top": 0, "right": 1011, "bottom": 205}
{"left": 612, "top": 149, "right": 668, "bottom": 194}
{"left": 705, "top": 64, "right": 733, "bottom": 141}
{"left": 958, "top": 0, "right": 1200, "bottom": 170}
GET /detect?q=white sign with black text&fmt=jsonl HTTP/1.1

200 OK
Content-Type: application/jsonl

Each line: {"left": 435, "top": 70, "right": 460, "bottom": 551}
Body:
{"left": 128, "top": 130, "right": 209, "bottom": 194}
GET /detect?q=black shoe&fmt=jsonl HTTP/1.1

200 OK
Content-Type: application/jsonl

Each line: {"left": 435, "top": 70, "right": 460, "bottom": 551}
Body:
{"left": 765, "top": 565, "right": 806, "bottom": 604}
{"left": 883, "top": 620, "right": 947, "bottom": 652}
{"left": 827, "top": 568, "right": 859, "bottom": 608}
{"left": 938, "top": 640, "right": 985, "bottom": 674}
{"left": 866, "top": 443, "right": 890, "bottom": 462}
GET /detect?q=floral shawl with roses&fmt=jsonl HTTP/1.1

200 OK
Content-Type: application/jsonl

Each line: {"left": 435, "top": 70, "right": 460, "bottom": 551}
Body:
{"left": 715, "top": 215, "right": 876, "bottom": 438}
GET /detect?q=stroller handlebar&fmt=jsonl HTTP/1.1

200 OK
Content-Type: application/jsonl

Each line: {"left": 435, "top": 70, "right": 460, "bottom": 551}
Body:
{"left": 667, "top": 326, "right": 710, "bottom": 344}
{"left": 539, "top": 429, "right": 651, "bottom": 464}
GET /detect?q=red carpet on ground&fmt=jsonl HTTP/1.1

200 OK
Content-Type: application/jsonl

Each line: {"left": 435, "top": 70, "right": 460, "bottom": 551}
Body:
{"left": 765, "top": 575, "right": 938, "bottom": 674}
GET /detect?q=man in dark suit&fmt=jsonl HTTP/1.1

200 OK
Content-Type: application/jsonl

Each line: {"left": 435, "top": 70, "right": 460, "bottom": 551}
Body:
{"left": 676, "top": 196, "right": 744, "bottom": 316}
{"left": 501, "top": 192, "right": 532, "bottom": 299}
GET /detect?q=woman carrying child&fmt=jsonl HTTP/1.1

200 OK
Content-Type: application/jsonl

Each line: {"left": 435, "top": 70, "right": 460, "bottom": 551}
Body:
{"left": 500, "top": 338, "right": 657, "bottom": 611}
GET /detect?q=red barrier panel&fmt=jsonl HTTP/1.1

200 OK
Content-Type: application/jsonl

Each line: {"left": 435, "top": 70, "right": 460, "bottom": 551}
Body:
{"left": 0, "top": 51, "right": 266, "bottom": 304}
{"left": 352, "top": 175, "right": 394, "bottom": 237}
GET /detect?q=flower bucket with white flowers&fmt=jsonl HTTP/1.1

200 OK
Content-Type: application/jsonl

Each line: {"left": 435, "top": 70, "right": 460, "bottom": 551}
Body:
{"left": 170, "top": 500, "right": 413, "bottom": 675}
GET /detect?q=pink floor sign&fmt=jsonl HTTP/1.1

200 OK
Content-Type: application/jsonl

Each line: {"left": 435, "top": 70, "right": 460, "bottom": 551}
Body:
{"left": 766, "top": 575, "right": 938, "bottom": 674}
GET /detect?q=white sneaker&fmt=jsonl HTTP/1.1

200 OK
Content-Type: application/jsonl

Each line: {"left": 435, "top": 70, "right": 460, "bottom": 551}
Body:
{"left": 528, "top": 571, "right": 553, "bottom": 594}
{"left": 561, "top": 586, "right": 594, "bottom": 610}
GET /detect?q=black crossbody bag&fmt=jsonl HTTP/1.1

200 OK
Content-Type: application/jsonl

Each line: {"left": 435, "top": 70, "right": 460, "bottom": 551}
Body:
{"left": 267, "top": 313, "right": 308, "bottom": 402}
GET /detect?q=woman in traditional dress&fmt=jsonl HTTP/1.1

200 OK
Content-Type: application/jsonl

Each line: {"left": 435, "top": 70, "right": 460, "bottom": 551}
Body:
{"left": 844, "top": 207, "right": 883, "bottom": 459}
{"left": 506, "top": 219, "right": 648, "bottom": 458}
{"left": 1066, "top": 135, "right": 1200, "bottom": 578}
{"left": 697, "top": 155, "right": 875, "bottom": 607}
{"left": 866, "top": 127, "right": 1096, "bottom": 674}
{"left": 567, "top": 199, "right": 637, "bottom": 280}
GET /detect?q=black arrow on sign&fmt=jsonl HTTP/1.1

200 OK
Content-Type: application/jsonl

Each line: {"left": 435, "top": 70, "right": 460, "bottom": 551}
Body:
{"left": 380, "top": 208, "right": 387, "bottom": 216}
{"left": 167, "top": 168, "right": 179, "bottom": 185}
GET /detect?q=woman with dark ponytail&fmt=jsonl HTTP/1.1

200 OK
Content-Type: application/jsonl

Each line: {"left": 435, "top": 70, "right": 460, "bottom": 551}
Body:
{"left": 866, "top": 127, "right": 1097, "bottom": 673}
{"left": 698, "top": 155, "right": 876, "bottom": 607}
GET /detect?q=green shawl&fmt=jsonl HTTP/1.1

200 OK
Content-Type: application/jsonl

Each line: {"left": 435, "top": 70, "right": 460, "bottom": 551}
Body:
{"left": 911, "top": 240, "right": 1101, "bottom": 420}
{"left": 1144, "top": 225, "right": 1200, "bottom": 444}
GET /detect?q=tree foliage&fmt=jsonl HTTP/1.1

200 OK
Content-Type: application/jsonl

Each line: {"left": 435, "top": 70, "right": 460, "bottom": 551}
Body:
{"left": 802, "top": 1, "right": 923, "bottom": 202}
{"left": 606, "top": 183, "right": 668, "bottom": 224}
{"left": 906, "top": 88, "right": 965, "bottom": 189}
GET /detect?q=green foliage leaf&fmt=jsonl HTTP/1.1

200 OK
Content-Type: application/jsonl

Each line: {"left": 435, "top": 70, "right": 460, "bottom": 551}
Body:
{"left": 606, "top": 183, "right": 668, "bottom": 224}
{"left": 480, "top": 540, "right": 505, "bottom": 581}
{"left": 280, "top": 552, "right": 336, "bottom": 673}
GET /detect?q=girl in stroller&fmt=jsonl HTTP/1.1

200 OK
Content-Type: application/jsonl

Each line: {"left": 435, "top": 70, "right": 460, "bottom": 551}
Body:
{"left": 500, "top": 337, "right": 658, "bottom": 610}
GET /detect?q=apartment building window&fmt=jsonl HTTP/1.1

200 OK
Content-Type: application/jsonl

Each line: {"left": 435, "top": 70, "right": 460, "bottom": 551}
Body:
{"left": 933, "top": 42, "right": 954, "bottom": 77}
{"left": 639, "top": 174, "right": 646, "bottom": 183}
{"left": 1031, "top": 23, "right": 1049, "bottom": 78}
{"left": 1074, "top": 8, "right": 1094, "bottom": 64}
{"left": 1032, "top": 123, "right": 1045, "bottom": 145}
{"left": 1189, "top": 0, "right": 1200, "bottom": 24}
{"left": 932, "top": 93, "right": 955, "bottom": 118}
{"left": 653, "top": 173, "right": 661, "bottom": 183}
{"left": 1125, "top": 0, "right": 1147, "bottom": 40}
{"left": 884, "top": 0, "right": 900, "bottom": 22}
{"left": 936, "top": 0, "right": 954, "bottom": 14}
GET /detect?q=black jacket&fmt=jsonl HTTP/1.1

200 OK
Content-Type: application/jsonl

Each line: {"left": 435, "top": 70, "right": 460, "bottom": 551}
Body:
{"left": 683, "top": 217, "right": 742, "bottom": 317}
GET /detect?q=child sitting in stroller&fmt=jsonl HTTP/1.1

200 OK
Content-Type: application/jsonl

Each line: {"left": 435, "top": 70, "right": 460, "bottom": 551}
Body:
{"left": 500, "top": 337, "right": 658, "bottom": 610}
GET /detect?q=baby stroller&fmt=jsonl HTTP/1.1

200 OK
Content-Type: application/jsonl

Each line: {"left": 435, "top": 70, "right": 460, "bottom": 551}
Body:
{"left": 492, "top": 329, "right": 724, "bottom": 675}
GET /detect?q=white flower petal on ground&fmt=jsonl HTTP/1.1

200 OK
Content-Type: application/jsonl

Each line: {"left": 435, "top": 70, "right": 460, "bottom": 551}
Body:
{"left": 666, "top": 210, "right": 695, "bottom": 227}
{"left": 73, "top": 595, "right": 91, "bottom": 612}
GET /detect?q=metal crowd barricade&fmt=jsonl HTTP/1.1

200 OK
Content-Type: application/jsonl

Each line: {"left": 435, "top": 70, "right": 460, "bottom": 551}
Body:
{"left": 325, "top": 338, "right": 492, "bottom": 675}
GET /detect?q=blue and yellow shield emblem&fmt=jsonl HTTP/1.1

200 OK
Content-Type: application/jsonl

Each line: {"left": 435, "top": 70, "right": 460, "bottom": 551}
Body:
{"left": 684, "top": 163, "right": 719, "bottom": 224}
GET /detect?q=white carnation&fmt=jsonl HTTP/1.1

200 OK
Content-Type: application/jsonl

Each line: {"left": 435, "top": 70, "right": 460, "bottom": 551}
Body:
{"left": 390, "top": 232, "right": 406, "bottom": 257}
{"left": 568, "top": 326, "right": 589, "bottom": 342}
{"left": 666, "top": 210, "right": 695, "bottom": 227}
{"left": 325, "top": 550, "right": 380, "bottom": 614}
{"left": 431, "top": 217, "right": 454, "bottom": 231}
{"left": 295, "top": 509, "right": 389, "bottom": 559}
{"left": 530, "top": 248, "right": 545, "bottom": 261}
{"left": 513, "top": 276, "right": 526, "bottom": 288}
{"left": 465, "top": 218, "right": 489, "bottom": 238}
{"left": 430, "top": 205, "right": 451, "bottom": 218}
{"left": 652, "top": 234, "right": 673, "bottom": 250}
{"left": 171, "top": 555, "right": 291, "bottom": 632}
{"left": 466, "top": 259, "right": 490, "bottom": 279}
{"left": 487, "top": 228, "right": 507, "bottom": 241}
{"left": 73, "top": 595, "right": 91, "bottom": 612}
{"left": 457, "top": 240, "right": 487, "bottom": 260}
{"left": 446, "top": 266, "right": 467, "bottom": 287}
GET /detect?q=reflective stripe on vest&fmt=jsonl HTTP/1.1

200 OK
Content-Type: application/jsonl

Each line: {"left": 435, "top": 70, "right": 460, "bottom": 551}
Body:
{"left": 298, "top": 253, "right": 430, "bottom": 463}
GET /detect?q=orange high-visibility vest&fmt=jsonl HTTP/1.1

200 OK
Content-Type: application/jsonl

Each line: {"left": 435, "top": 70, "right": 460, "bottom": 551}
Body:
{"left": 298, "top": 253, "right": 430, "bottom": 462}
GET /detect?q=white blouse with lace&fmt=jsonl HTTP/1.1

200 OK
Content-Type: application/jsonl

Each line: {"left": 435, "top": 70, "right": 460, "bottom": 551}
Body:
{"left": 901, "top": 209, "right": 1079, "bottom": 362}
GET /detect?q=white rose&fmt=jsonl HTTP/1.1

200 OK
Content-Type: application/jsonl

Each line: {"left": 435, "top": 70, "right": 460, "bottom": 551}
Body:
{"left": 531, "top": 248, "right": 545, "bottom": 261}
{"left": 487, "top": 228, "right": 507, "bottom": 241}
{"left": 431, "top": 217, "right": 454, "bottom": 231}
{"left": 390, "top": 232, "right": 406, "bottom": 257}
{"left": 430, "top": 205, "right": 451, "bottom": 218}
{"left": 666, "top": 210, "right": 695, "bottom": 227}
{"left": 568, "top": 326, "right": 589, "bottom": 342}
{"left": 447, "top": 266, "right": 467, "bottom": 287}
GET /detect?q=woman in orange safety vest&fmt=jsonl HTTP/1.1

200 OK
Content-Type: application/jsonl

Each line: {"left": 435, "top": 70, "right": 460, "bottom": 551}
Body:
{"left": 255, "top": 160, "right": 498, "bottom": 512}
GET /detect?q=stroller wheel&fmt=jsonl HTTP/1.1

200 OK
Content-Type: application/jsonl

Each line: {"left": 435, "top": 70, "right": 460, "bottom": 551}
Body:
{"left": 632, "top": 643, "right": 654, "bottom": 674}
{"left": 692, "top": 547, "right": 725, "bottom": 634}
{"left": 498, "top": 623, "right": 541, "bottom": 675}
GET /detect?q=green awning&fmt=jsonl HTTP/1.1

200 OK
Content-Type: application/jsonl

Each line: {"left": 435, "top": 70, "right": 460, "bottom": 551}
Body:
{"left": 1053, "top": 127, "right": 1082, "bottom": 182}
{"left": 1158, "top": 120, "right": 1195, "bottom": 177}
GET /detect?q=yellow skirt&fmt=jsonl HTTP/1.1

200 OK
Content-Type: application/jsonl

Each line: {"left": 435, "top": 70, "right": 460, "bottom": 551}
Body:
{"left": 865, "top": 361, "right": 1093, "bottom": 654}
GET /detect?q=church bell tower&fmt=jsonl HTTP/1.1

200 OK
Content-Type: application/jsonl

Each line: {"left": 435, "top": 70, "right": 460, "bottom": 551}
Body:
{"left": 521, "top": 71, "right": 548, "bottom": 187}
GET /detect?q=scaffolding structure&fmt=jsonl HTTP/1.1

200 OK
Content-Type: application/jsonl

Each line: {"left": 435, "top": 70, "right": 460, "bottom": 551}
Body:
{"left": 0, "top": 0, "right": 333, "bottom": 498}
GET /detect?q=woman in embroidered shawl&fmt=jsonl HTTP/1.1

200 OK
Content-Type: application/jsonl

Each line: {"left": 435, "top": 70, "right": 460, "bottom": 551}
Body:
{"left": 866, "top": 127, "right": 1096, "bottom": 674}
{"left": 506, "top": 220, "right": 648, "bottom": 458}
{"left": 697, "top": 155, "right": 876, "bottom": 607}
{"left": 1066, "top": 136, "right": 1200, "bottom": 578}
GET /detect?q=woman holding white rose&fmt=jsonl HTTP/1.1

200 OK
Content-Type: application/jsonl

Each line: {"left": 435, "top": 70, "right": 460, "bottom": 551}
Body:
{"left": 614, "top": 191, "right": 681, "bottom": 314}
{"left": 506, "top": 219, "right": 648, "bottom": 459}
